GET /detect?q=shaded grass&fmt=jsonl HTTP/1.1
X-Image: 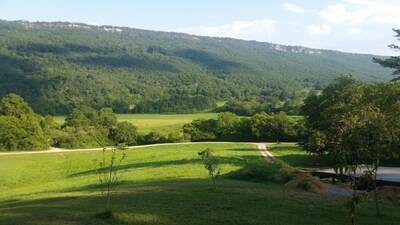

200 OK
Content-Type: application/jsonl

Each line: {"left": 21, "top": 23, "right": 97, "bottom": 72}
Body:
{"left": 268, "top": 143, "right": 334, "bottom": 170}
{"left": 0, "top": 143, "right": 398, "bottom": 225}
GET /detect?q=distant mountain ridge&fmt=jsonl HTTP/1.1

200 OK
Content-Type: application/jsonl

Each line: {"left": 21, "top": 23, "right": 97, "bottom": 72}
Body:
{"left": 0, "top": 20, "right": 393, "bottom": 115}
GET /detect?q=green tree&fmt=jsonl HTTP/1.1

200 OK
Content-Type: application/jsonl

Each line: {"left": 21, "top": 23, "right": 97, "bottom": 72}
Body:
{"left": 300, "top": 75, "right": 400, "bottom": 224}
{"left": 215, "top": 112, "right": 241, "bottom": 139}
{"left": 0, "top": 94, "right": 50, "bottom": 151}
{"left": 373, "top": 29, "right": 400, "bottom": 81}
{"left": 0, "top": 93, "right": 34, "bottom": 119}
{"left": 64, "top": 106, "right": 98, "bottom": 128}
{"left": 109, "top": 121, "right": 138, "bottom": 146}
{"left": 141, "top": 131, "right": 167, "bottom": 144}
{"left": 98, "top": 108, "right": 118, "bottom": 128}
{"left": 250, "top": 112, "right": 295, "bottom": 141}
{"left": 183, "top": 118, "right": 217, "bottom": 141}
{"left": 249, "top": 112, "right": 270, "bottom": 138}
{"left": 0, "top": 116, "right": 25, "bottom": 150}
{"left": 57, "top": 106, "right": 118, "bottom": 149}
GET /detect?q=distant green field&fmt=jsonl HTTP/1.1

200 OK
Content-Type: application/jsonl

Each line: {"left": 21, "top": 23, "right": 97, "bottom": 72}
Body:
{"left": 53, "top": 113, "right": 219, "bottom": 133}
{"left": 117, "top": 113, "right": 219, "bottom": 133}
{"left": 0, "top": 143, "right": 398, "bottom": 225}
{"left": 53, "top": 113, "right": 302, "bottom": 134}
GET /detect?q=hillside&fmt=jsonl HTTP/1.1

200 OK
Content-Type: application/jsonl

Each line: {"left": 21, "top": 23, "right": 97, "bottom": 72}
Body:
{"left": 0, "top": 20, "right": 393, "bottom": 115}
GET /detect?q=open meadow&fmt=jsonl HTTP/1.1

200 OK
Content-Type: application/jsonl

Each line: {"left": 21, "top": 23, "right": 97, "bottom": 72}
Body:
{"left": 53, "top": 113, "right": 219, "bottom": 133}
{"left": 52, "top": 113, "right": 302, "bottom": 134}
{"left": 0, "top": 143, "right": 398, "bottom": 225}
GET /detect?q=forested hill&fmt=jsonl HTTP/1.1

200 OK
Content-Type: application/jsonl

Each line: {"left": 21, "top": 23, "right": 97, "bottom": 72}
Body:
{"left": 0, "top": 20, "right": 393, "bottom": 115}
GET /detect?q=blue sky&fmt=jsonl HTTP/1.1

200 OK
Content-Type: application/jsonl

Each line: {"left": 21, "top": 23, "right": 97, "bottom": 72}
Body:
{"left": 0, "top": 0, "right": 399, "bottom": 55}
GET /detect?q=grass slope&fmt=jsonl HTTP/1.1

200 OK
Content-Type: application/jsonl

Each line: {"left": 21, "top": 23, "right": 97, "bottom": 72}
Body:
{"left": 0, "top": 143, "right": 398, "bottom": 225}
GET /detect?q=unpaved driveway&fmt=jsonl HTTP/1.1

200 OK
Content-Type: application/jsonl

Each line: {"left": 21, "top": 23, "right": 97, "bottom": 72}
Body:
{"left": 257, "top": 143, "right": 275, "bottom": 160}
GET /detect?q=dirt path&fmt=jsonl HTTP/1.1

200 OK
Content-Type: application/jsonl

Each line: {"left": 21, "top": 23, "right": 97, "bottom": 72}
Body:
{"left": 0, "top": 142, "right": 275, "bottom": 157}
{"left": 257, "top": 143, "right": 275, "bottom": 161}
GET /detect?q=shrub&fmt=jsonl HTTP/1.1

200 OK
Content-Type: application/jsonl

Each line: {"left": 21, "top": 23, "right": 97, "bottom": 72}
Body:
{"left": 227, "top": 159, "right": 288, "bottom": 183}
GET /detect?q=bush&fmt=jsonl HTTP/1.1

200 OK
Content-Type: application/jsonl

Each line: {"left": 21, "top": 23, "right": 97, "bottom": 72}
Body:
{"left": 139, "top": 130, "right": 189, "bottom": 145}
{"left": 227, "top": 159, "right": 288, "bottom": 183}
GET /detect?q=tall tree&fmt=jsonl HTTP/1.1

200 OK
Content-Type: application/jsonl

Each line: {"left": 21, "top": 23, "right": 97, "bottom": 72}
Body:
{"left": 300, "top": 75, "right": 400, "bottom": 224}
{"left": 373, "top": 29, "right": 400, "bottom": 81}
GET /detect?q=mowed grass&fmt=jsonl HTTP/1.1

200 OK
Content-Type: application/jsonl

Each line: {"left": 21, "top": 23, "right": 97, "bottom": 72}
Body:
{"left": 53, "top": 113, "right": 219, "bottom": 133}
{"left": 268, "top": 143, "right": 334, "bottom": 170}
{"left": 0, "top": 143, "right": 399, "bottom": 225}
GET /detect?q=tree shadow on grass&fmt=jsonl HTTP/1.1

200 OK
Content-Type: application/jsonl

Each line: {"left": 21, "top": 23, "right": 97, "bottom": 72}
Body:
{"left": 0, "top": 177, "right": 309, "bottom": 225}
{"left": 0, "top": 177, "right": 396, "bottom": 225}
{"left": 69, "top": 155, "right": 261, "bottom": 178}
{"left": 274, "top": 154, "right": 333, "bottom": 169}
{"left": 268, "top": 145, "right": 303, "bottom": 152}
{"left": 69, "top": 158, "right": 199, "bottom": 178}
{"left": 267, "top": 144, "right": 334, "bottom": 168}
{"left": 0, "top": 178, "right": 263, "bottom": 225}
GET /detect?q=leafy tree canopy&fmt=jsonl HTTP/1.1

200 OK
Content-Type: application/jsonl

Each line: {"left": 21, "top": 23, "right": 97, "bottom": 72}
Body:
{"left": 0, "top": 20, "right": 393, "bottom": 115}
{"left": 373, "top": 29, "right": 400, "bottom": 81}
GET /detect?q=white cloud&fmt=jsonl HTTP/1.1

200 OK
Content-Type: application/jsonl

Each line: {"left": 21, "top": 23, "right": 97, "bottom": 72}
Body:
{"left": 369, "top": 4, "right": 400, "bottom": 25}
{"left": 308, "top": 24, "right": 332, "bottom": 37}
{"left": 319, "top": 1, "right": 400, "bottom": 26}
{"left": 283, "top": 3, "right": 304, "bottom": 13}
{"left": 347, "top": 28, "right": 362, "bottom": 35}
{"left": 318, "top": 3, "right": 369, "bottom": 24}
{"left": 341, "top": 0, "right": 370, "bottom": 4}
{"left": 181, "top": 18, "right": 276, "bottom": 41}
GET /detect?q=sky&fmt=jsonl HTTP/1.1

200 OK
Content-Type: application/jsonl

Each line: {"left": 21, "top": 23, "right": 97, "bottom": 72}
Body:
{"left": 0, "top": 0, "right": 399, "bottom": 55}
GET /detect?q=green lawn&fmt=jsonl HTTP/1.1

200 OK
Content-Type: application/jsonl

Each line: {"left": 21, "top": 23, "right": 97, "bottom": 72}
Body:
{"left": 0, "top": 143, "right": 398, "bottom": 225}
{"left": 268, "top": 143, "right": 334, "bottom": 170}
{"left": 53, "top": 113, "right": 219, "bottom": 133}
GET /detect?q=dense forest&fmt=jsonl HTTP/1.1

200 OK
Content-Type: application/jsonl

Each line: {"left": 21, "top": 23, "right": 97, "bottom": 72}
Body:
{"left": 0, "top": 20, "right": 393, "bottom": 115}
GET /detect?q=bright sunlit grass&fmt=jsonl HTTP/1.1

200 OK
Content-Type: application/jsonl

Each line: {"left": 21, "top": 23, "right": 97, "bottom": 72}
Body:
{"left": 53, "top": 113, "right": 219, "bottom": 133}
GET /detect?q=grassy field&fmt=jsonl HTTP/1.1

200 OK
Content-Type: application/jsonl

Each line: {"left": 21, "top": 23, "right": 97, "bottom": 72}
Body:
{"left": 53, "top": 113, "right": 219, "bottom": 133}
{"left": 0, "top": 143, "right": 398, "bottom": 225}
{"left": 53, "top": 113, "right": 302, "bottom": 134}
{"left": 268, "top": 143, "right": 334, "bottom": 170}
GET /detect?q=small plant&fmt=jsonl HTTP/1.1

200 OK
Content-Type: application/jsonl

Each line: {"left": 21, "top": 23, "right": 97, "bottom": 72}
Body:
{"left": 198, "top": 148, "right": 221, "bottom": 189}
{"left": 345, "top": 191, "right": 367, "bottom": 225}
{"left": 93, "top": 147, "right": 127, "bottom": 218}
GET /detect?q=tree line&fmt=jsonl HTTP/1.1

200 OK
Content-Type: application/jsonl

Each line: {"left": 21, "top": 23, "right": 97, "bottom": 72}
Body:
{"left": 0, "top": 93, "right": 302, "bottom": 151}
{"left": 183, "top": 111, "right": 300, "bottom": 142}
